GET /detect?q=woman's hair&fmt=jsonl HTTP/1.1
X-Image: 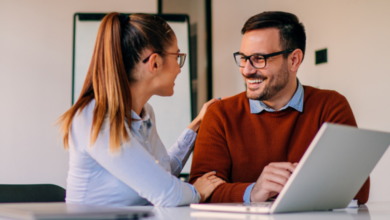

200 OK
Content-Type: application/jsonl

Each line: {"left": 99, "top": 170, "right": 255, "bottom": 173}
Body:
{"left": 58, "top": 12, "right": 174, "bottom": 151}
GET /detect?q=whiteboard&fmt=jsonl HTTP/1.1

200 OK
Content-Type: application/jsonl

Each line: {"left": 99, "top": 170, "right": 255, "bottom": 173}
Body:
{"left": 72, "top": 13, "right": 193, "bottom": 173}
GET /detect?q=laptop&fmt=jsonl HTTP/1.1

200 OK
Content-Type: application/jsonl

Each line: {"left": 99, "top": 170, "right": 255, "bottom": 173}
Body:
{"left": 190, "top": 123, "right": 390, "bottom": 214}
{"left": 0, "top": 202, "right": 151, "bottom": 220}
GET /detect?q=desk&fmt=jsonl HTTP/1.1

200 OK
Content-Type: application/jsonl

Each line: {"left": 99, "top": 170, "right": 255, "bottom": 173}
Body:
{"left": 123, "top": 202, "right": 390, "bottom": 220}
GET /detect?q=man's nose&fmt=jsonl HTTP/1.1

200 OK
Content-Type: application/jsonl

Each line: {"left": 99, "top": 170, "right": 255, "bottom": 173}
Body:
{"left": 241, "top": 59, "right": 257, "bottom": 77}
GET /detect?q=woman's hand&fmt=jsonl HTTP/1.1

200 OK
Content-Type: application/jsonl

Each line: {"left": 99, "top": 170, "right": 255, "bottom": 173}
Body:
{"left": 193, "top": 171, "right": 226, "bottom": 203}
{"left": 187, "top": 98, "right": 220, "bottom": 132}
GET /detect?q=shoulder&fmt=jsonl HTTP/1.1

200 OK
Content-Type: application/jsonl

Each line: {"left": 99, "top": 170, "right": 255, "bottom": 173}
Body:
{"left": 72, "top": 99, "right": 96, "bottom": 129}
{"left": 72, "top": 99, "right": 110, "bottom": 133}
{"left": 203, "top": 92, "right": 248, "bottom": 123}
{"left": 304, "top": 85, "right": 348, "bottom": 104}
{"left": 209, "top": 92, "right": 248, "bottom": 112}
{"left": 303, "top": 85, "right": 356, "bottom": 125}
{"left": 69, "top": 100, "right": 98, "bottom": 151}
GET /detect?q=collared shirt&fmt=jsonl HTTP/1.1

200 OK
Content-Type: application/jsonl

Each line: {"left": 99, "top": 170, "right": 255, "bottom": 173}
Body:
{"left": 66, "top": 100, "right": 200, "bottom": 207}
{"left": 243, "top": 79, "right": 304, "bottom": 203}
{"left": 249, "top": 79, "right": 304, "bottom": 114}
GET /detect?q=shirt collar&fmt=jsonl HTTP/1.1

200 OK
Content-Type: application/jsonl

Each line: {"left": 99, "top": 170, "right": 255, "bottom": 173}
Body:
{"left": 249, "top": 78, "right": 304, "bottom": 114}
{"left": 130, "top": 107, "right": 153, "bottom": 131}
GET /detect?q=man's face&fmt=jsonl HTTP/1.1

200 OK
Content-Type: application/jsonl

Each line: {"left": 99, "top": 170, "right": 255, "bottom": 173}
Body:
{"left": 239, "top": 28, "right": 290, "bottom": 101}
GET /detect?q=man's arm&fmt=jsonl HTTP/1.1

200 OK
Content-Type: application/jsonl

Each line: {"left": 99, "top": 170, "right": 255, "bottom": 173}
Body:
{"left": 188, "top": 102, "right": 252, "bottom": 202}
{"left": 322, "top": 91, "right": 370, "bottom": 204}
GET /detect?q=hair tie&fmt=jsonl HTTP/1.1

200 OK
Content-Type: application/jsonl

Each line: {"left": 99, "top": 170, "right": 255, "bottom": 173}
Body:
{"left": 119, "top": 14, "right": 130, "bottom": 26}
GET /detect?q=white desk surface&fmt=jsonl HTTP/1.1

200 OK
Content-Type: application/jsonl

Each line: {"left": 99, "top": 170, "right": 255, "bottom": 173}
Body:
{"left": 0, "top": 202, "right": 387, "bottom": 220}
{"left": 122, "top": 202, "right": 390, "bottom": 220}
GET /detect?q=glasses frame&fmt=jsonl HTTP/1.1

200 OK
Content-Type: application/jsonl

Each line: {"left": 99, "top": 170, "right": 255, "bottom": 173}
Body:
{"left": 233, "top": 49, "right": 294, "bottom": 69}
{"left": 142, "top": 52, "right": 187, "bottom": 68}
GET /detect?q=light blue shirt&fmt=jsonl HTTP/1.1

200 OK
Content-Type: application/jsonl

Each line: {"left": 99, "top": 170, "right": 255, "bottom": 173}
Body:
{"left": 66, "top": 100, "right": 200, "bottom": 207}
{"left": 243, "top": 79, "right": 304, "bottom": 203}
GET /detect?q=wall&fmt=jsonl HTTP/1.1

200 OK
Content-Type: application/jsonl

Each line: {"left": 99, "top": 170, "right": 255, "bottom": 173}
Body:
{"left": 0, "top": 0, "right": 157, "bottom": 188}
{"left": 212, "top": 0, "right": 390, "bottom": 202}
{"left": 163, "top": 0, "right": 207, "bottom": 173}
{"left": 163, "top": 0, "right": 207, "bottom": 114}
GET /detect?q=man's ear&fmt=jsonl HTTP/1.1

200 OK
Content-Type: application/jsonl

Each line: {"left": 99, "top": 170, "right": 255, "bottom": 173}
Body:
{"left": 290, "top": 49, "right": 303, "bottom": 72}
{"left": 147, "top": 53, "right": 163, "bottom": 74}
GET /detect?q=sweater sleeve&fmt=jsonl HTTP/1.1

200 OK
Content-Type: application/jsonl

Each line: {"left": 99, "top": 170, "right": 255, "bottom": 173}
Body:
{"left": 189, "top": 102, "right": 252, "bottom": 202}
{"left": 323, "top": 92, "right": 370, "bottom": 204}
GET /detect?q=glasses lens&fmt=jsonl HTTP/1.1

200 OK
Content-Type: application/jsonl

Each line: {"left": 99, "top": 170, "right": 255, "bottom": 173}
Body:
{"left": 234, "top": 54, "right": 245, "bottom": 67}
{"left": 234, "top": 53, "right": 266, "bottom": 69}
{"left": 179, "top": 54, "right": 186, "bottom": 68}
{"left": 250, "top": 55, "right": 265, "bottom": 68}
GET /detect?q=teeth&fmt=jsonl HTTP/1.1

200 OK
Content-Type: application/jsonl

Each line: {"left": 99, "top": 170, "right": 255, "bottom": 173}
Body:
{"left": 248, "top": 79, "right": 264, "bottom": 83}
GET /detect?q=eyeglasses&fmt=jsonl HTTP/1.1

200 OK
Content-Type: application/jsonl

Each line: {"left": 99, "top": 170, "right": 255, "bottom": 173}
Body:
{"left": 233, "top": 49, "right": 294, "bottom": 69}
{"left": 142, "top": 52, "right": 187, "bottom": 68}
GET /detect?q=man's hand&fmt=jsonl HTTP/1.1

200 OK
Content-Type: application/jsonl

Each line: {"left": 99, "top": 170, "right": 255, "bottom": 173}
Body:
{"left": 250, "top": 162, "right": 298, "bottom": 202}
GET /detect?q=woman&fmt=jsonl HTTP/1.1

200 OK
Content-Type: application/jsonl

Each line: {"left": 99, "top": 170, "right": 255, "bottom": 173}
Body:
{"left": 58, "top": 12, "right": 224, "bottom": 207}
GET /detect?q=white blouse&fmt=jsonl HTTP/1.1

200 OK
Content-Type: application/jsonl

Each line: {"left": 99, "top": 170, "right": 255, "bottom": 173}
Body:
{"left": 65, "top": 100, "right": 200, "bottom": 207}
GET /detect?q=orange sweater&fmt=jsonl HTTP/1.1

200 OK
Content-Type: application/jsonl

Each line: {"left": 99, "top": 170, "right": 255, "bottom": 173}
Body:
{"left": 189, "top": 86, "right": 369, "bottom": 204}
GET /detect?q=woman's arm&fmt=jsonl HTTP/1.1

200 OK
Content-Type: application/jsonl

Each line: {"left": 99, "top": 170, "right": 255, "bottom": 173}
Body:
{"left": 168, "top": 98, "right": 220, "bottom": 176}
{"left": 168, "top": 129, "right": 197, "bottom": 176}
{"left": 85, "top": 130, "right": 200, "bottom": 207}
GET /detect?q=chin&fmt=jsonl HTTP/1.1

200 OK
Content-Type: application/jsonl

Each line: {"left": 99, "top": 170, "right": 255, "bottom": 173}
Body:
{"left": 157, "top": 90, "right": 174, "bottom": 97}
{"left": 246, "top": 89, "right": 261, "bottom": 100}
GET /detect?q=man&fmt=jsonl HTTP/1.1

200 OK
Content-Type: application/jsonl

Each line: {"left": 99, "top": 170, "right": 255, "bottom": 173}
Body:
{"left": 189, "top": 11, "right": 369, "bottom": 204}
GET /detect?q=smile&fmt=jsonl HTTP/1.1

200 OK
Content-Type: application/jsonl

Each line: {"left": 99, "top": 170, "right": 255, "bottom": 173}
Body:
{"left": 247, "top": 79, "right": 264, "bottom": 84}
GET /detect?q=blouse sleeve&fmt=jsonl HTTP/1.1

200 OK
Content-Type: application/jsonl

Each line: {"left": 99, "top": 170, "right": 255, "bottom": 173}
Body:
{"left": 84, "top": 127, "right": 200, "bottom": 207}
{"left": 167, "top": 128, "right": 197, "bottom": 177}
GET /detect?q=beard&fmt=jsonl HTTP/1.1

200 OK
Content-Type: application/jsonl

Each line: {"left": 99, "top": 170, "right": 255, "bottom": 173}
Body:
{"left": 246, "top": 61, "right": 289, "bottom": 101}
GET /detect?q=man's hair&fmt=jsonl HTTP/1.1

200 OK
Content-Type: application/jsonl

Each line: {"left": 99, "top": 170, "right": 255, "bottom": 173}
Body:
{"left": 242, "top": 11, "right": 306, "bottom": 59}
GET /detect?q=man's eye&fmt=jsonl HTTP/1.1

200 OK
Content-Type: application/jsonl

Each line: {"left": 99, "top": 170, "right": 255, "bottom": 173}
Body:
{"left": 252, "top": 56, "right": 264, "bottom": 62}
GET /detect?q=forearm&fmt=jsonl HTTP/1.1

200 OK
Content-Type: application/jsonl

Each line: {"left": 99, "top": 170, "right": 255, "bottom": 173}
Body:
{"left": 87, "top": 134, "right": 200, "bottom": 206}
{"left": 168, "top": 129, "right": 197, "bottom": 176}
{"left": 190, "top": 172, "right": 251, "bottom": 203}
{"left": 187, "top": 117, "right": 201, "bottom": 132}
{"left": 208, "top": 182, "right": 252, "bottom": 203}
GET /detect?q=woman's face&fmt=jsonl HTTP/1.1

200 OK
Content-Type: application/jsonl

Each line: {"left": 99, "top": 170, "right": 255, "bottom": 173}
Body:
{"left": 154, "top": 35, "right": 182, "bottom": 97}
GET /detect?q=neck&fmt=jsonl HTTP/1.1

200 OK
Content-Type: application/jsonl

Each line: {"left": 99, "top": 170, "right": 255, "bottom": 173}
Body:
{"left": 130, "top": 82, "right": 153, "bottom": 116}
{"left": 262, "top": 78, "right": 298, "bottom": 111}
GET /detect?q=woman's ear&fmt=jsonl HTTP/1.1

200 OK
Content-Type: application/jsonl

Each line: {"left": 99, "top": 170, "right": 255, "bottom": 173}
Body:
{"left": 147, "top": 53, "right": 163, "bottom": 74}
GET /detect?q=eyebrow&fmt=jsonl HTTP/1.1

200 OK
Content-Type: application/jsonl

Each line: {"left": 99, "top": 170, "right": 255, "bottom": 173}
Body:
{"left": 238, "top": 51, "right": 267, "bottom": 55}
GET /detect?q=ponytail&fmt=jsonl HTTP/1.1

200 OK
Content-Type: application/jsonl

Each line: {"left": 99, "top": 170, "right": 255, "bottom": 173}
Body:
{"left": 58, "top": 12, "right": 174, "bottom": 152}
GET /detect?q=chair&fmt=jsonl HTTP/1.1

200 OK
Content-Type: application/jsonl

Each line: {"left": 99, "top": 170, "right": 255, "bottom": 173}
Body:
{"left": 0, "top": 184, "right": 66, "bottom": 203}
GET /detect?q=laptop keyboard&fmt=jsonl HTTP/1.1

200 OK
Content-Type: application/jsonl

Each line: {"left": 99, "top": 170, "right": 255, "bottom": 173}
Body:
{"left": 243, "top": 202, "right": 273, "bottom": 207}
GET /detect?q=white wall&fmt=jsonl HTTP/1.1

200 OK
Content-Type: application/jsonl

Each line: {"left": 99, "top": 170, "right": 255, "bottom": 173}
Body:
{"left": 213, "top": 0, "right": 390, "bottom": 202}
{"left": 163, "top": 0, "right": 207, "bottom": 114}
{"left": 0, "top": 0, "right": 157, "bottom": 188}
{"left": 163, "top": 0, "right": 207, "bottom": 173}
